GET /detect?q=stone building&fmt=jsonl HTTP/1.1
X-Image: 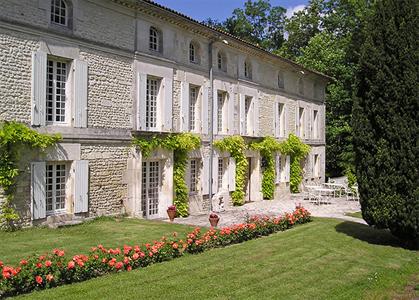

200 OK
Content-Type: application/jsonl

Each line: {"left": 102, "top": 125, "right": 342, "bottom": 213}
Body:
{"left": 0, "top": 0, "right": 329, "bottom": 225}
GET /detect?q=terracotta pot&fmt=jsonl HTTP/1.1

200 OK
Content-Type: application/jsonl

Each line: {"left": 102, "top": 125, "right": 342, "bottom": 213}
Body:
{"left": 209, "top": 216, "right": 220, "bottom": 227}
{"left": 167, "top": 209, "right": 176, "bottom": 222}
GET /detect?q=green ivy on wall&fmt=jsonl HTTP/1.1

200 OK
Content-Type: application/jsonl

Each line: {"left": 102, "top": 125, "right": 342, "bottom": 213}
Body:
{"left": 250, "top": 136, "right": 287, "bottom": 200}
{"left": 213, "top": 136, "right": 248, "bottom": 206}
{"left": 132, "top": 133, "right": 201, "bottom": 217}
{"left": 0, "top": 121, "right": 61, "bottom": 230}
{"left": 282, "top": 134, "right": 311, "bottom": 193}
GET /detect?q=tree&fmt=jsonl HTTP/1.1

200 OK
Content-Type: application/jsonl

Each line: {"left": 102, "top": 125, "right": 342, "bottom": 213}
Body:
{"left": 203, "top": 0, "right": 286, "bottom": 52}
{"left": 352, "top": 0, "right": 419, "bottom": 248}
{"left": 279, "top": 0, "right": 368, "bottom": 178}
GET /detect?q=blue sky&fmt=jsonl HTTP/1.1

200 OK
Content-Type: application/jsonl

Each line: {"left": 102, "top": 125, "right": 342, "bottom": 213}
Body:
{"left": 153, "top": 0, "right": 308, "bottom": 22}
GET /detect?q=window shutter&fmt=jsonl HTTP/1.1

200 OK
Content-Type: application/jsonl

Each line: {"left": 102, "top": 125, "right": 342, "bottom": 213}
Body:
{"left": 228, "top": 157, "right": 236, "bottom": 191}
{"left": 74, "top": 59, "right": 88, "bottom": 128}
{"left": 137, "top": 73, "right": 147, "bottom": 130}
{"left": 31, "top": 161, "right": 46, "bottom": 220}
{"left": 212, "top": 153, "right": 219, "bottom": 193}
{"left": 180, "top": 81, "right": 189, "bottom": 131}
{"left": 284, "top": 155, "right": 291, "bottom": 182}
{"left": 305, "top": 107, "right": 311, "bottom": 140}
{"left": 239, "top": 94, "right": 245, "bottom": 135}
{"left": 31, "top": 51, "right": 47, "bottom": 126}
{"left": 163, "top": 77, "right": 173, "bottom": 131}
{"left": 274, "top": 102, "right": 280, "bottom": 137}
{"left": 253, "top": 97, "right": 259, "bottom": 136}
{"left": 275, "top": 153, "right": 281, "bottom": 183}
{"left": 213, "top": 88, "right": 218, "bottom": 134}
{"left": 284, "top": 104, "right": 289, "bottom": 137}
{"left": 227, "top": 91, "right": 234, "bottom": 134}
{"left": 202, "top": 156, "right": 209, "bottom": 195}
{"left": 74, "top": 160, "right": 89, "bottom": 213}
{"left": 201, "top": 84, "right": 209, "bottom": 134}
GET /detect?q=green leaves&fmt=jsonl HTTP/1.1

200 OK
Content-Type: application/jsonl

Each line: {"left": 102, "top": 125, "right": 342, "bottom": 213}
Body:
{"left": 0, "top": 121, "right": 60, "bottom": 230}
{"left": 132, "top": 133, "right": 201, "bottom": 217}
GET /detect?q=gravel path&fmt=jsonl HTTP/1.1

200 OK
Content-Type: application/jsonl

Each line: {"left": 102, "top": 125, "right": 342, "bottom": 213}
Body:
{"left": 169, "top": 195, "right": 365, "bottom": 228}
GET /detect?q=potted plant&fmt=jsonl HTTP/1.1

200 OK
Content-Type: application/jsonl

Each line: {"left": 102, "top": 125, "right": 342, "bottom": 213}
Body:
{"left": 167, "top": 205, "right": 176, "bottom": 222}
{"left": 209, "top": 213, "right": 220, "bottom": 227}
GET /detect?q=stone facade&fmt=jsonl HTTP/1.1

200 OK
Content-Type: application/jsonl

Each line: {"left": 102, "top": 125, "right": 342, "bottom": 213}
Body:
{"left": 0, "top": 0, "right": 328, "bottom": 225}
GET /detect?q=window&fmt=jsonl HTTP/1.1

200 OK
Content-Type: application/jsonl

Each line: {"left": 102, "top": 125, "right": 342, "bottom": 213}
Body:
{"left": 46, "top": 59, "right": 68, "bottom": 124}
{"left": 51, "top": 0, "right": 68, "bottom": 26}
{"left": 217, "top": 51, "right": 226, "bottom": 72}
{"left": 277, "top": 71, "right": 284, "bottom": 89}
{"left": 244, "top": 60, "right": 252, "bottom": 79}
{"left": 189, "top": 42, "right": 199, "bottom": 63}
{"left": 313, "top": 110, "right": 319, "bottom": 139}
{"left": 46, "top": 163, "right": 67, "bottom": 215}
{"left": 189, "top": 86, "right": 198, "bottom": 131}
{"left": 278, "top": 103, "right": 285, "bottom": 137}
{"left": 298, "top": 78, "right": 304, "bottom": 95}
{"left": 313, "top": 154, "right": 320, "bottom": 177}
{"left": 217, "top": 91, "right": 226, "bottom": 133}
{"left": 244, "top": 96, "right": 252, "bottom": 135}
{"left": 146, "top": 77, "right": 159, "bottom": 129}
{"left": 190, "top": 159, "right": 198, "bottom": 193}
{"left": 298, "top": 107, "right": 305, "bottom": 138}
{"left": 141, "top": 161, "right": 160, "bottom": 218}
{"left": 149, "top": 27, "right": 161, "bottom": 52}
{"left": 218, "top": 158, "right": 224, "bottom": 190}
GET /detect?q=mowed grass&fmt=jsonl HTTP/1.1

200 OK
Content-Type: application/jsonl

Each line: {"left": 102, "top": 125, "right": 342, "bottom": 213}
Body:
{"left": 0, "top": 217, "right": 195, "bottom": 265}
{"left": 345, "top": 211, "right": 363, "bottom": 219}
{"left": 9, "top": 218, "right": 418, "bottom": 300}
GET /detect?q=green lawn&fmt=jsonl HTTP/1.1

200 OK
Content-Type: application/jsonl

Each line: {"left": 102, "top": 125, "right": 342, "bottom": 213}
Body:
{"left": 4, "top": 218, "right": 417, "bottom": 300}
{"left": 345, "top": 211, "right": 363, "bottom": 219}
{"left": 0, "top": 217, "right": 195, "bottom": 265}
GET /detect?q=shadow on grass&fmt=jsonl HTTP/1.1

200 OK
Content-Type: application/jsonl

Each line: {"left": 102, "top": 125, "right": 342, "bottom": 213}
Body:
{"left": 335, "top": 221, "right": 404, "bottom": 248}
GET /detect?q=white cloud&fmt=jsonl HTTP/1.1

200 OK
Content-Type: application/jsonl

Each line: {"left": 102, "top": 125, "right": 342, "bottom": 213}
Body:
{"left": 285, "top": 4, "right": 306, "bottom": 19}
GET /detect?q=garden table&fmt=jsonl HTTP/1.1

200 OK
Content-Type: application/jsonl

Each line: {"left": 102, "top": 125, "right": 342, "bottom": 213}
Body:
{"left": 314, "top": 188, "right": 334, "bottom": 204}
{"left": 322, "top": 183, "right": 345, "bottom": 197}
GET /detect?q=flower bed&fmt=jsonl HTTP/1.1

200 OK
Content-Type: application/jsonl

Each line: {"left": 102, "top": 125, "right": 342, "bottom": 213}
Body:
{"left": 0, "top": 207, "right": 311, "bottom": 297}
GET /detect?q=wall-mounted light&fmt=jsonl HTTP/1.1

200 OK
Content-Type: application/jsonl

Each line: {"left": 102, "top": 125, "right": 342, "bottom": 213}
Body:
{"left": 222, "top": 39, "right": 229, "bottom": 45}
{"left": 299, "top": 70, "right": 305, "bottom": 75}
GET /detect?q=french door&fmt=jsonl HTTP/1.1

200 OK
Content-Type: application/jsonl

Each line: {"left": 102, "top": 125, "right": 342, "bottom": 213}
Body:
{"left": 141, "top": 161, "right": 160, "bottom": 218}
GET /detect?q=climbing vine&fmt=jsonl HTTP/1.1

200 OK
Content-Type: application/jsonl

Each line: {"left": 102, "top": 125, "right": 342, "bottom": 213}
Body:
{"left": 250, "top": 136, "right": 287, "bottom": 200}
{"left": 282, "top": 134, "right": 311, "bottom": 193}
{"left": 213, "top": 136, "right": 248, "bottom": 206}
{"left": 0, "top": 121, "right": 60, "bottom": 230}
{"left": 132, "top": 133, "right": 201, "bottom": 217}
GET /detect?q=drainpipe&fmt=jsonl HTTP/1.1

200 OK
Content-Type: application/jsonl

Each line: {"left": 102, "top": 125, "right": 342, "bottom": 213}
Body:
{"left": 208, "top": 40, "right": 214, "bottom": 212}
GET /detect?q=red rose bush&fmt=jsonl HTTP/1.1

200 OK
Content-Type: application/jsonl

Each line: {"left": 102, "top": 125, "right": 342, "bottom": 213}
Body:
{"left": 0, "top": 207, "right": 310, "bottom": 297}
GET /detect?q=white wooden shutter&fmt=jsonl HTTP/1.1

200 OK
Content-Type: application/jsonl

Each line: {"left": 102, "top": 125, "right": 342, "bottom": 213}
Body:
{"left": 284, "top": 104, "right": 289, "bottom": 137}
{"left": 228, "top": 157, "right": 236, "bottom": 191}
{"left": 31, "top": 162, "right": 46, "bottom": 220}
{"left": 163, "top": 77, "right": 173, "bottom": 131}
{"left": 31, "top": 51, "right": 47, "bottom": 126}
{"left": 212, "top": 153, "right": 219, "bottom": 193}
{"left": 201, "top": 84, "right": 209, "bottom": 134}
{"left": 227, "top": 91, "right": 234, "bottom": 133}
{"left": 275, "top": 153, "right": 280, "bottom": 183}
{"left": 137, "top": 73, "right": 147, "bottom": 130}
{"left": 284, "top": 155, "right": 291, "bottom": 182}
{"left": 239, "top": 94, "right": 245, "bottom": 135}
{"left": 74, "top": 59, "right": 88, "bottom": 128}
{"left": 213, "top": 87, "right": 218, "bottom": 133}
{"left": 202, "top": 156, "right": 209, "bottom": 195}
{"left": 74, "top": 160, "right": 89, "bottom": 213}
{"left": 253, "top": 97, "right": 259, "bottom": 136}
{"left": 274, "top": 102, "right": 279, "bottom": 137}
{"left": 180, "top": 81, "right": 189, "bottom": 131}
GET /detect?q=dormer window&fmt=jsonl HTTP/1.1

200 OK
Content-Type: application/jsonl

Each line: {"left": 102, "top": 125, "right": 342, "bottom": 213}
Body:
{"left": 298, "top": 78, "right": 304, "bottom": 95}
{"left": 277, "top": 71, "right": 284, "bottom": 89}
{"left": 217, "top": 51, "right": 227, "bottom": 72}
{"left": 244, "top": 59, "right": 252, "bottom": 79}
{"left": 149, "top": 27, "right": 162, "bottom": 53}
{"left": 51, "top": 0, "right": 68, "bottom": 26}
{"left": 189, "top": 41, "right": 200, "bottom": 64}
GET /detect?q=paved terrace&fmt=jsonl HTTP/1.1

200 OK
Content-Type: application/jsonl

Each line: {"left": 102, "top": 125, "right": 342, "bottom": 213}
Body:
{"left": 169, "top": 196, "right": 364, "bottom": 228}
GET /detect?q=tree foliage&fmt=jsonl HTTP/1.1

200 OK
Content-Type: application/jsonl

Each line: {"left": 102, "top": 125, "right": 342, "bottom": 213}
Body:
{"left": 203, "top": 0, "right": 286, "bottom": 52}
{"left": 352, "top": 0, "right": 418, "bottom": 248}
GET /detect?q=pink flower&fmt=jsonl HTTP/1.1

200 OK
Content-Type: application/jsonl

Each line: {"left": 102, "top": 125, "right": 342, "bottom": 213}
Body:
{"left": 67, "top": 261, "right": 75, "bottom": 270}
{"left": 35, "top": 275, "right": 43, "bottom": 285}
{"left": 45, "top": 260, "right": 52, "bottom": 267}
{"left": 127, "top": 265, "right": 132, "bottom": 272}
{"left": 115, "top": 262, "right": 123, "bottom": 270}
{"left": 132, "top": 253, "right": 140, "bottom": 260}
{"left": 46, "top": 274, "right": 54, "bottom": 282}
{"left": 20, "top": 259, "right": 28, "bottom": 266}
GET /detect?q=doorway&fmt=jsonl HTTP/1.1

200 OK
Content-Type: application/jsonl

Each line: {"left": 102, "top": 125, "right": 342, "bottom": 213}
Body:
{"left": 141, "top": 160, "right": 160, "bottom": 219}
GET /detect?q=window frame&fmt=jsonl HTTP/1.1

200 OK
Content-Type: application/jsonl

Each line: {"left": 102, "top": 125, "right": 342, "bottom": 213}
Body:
{"left": 278, "top": 103, "right": 285, "bottom": 137}
{"left": 50, "top": 0, "right": 68, "bottom": 27}
{"left": 217, "top": 91, "right": 226, "bottom": 133}
{"left": 298, "top": 107, "right": 305, "bottom": 138}
{"left": 217, "top": 51, "right": 227, "bottom": 72}
{"left": 217, "top": 157, "right": 224, "bottom": 190}
{"left": 45, "top": 162, "right": 68, "bottom": 216}
{"left": 149, "top": 27, "right": 161, "bottom": 53}
{"left": 244, "top": 59, "right": 252, "bottom": 79}
{"left": 313, "top": 109, "right": 319, "bottom": 139}
{"left": 189, "top": 85, "right": 198, "bottom": 131}
{"left": 145, "top": 76, "right": 161, "bottom": 130}
{"left": 189, "top": 159, "right": 198, "bottom": 193}
{"left": 244, "top": 96, "right": 253, "bottom": 136}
